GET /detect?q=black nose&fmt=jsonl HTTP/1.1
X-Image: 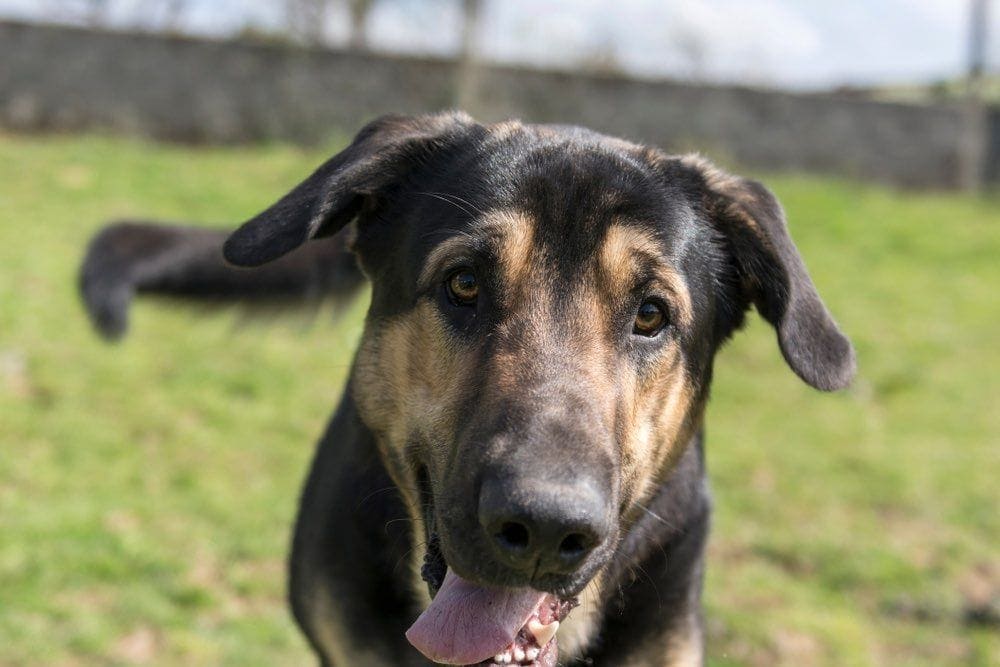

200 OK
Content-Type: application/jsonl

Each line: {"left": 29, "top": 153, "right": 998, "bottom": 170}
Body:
{"left": 478, "top": 471, "right": 610, "bottom": 576}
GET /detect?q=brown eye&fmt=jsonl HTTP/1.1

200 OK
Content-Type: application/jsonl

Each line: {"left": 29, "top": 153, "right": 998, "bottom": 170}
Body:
{"left": 446, "top": 269, "right": 479, "bottom": 306}
{"left": 633, "top": 300, "right": 667, "bottom": 336}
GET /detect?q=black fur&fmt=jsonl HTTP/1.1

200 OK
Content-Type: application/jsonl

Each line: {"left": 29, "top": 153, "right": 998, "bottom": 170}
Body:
{"left": 80, "top": 112, "right": 854, "bottom": 666}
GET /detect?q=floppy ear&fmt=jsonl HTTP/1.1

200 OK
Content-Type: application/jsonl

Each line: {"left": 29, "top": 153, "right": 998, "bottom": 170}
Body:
{"left": 223, "top": 112, "right": 476, "bottom": 267}
{"left": 673, "top": 156, "right": 856, "bottom": 391}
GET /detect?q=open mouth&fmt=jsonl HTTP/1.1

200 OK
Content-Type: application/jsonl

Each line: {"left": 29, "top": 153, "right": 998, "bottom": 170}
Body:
{"left": 407, "top": 565, "right": 577, "bottom": 666}
{"left": 407, "top": 521, "right": 578, "bottom": 666}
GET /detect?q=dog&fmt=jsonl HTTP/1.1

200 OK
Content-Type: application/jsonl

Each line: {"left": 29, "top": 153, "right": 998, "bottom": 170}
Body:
{"left": 80, "top": 112, "right": 855, "bottom": 666}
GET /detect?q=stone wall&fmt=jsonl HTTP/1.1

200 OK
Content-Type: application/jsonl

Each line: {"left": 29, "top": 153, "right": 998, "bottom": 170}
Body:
{"left": 2, "top": 20, "right": 995, "bottom": 189}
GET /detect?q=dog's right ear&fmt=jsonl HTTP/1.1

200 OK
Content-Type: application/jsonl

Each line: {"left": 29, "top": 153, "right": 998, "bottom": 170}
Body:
{"left": 223, "top": 112, "right": 476, "bottom": 267}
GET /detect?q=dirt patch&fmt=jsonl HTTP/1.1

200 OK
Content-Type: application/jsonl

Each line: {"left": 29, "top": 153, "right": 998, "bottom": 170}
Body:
{"left": 112, "top": 626, "right": 159, "bottom": 664}
{"left": 959, "top": 561, "right": 999, "bottom": 628}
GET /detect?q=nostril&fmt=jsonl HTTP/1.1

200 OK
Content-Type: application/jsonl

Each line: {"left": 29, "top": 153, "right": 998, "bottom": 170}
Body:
{"left": 496, "top": 521, "right": 530, "bottom": 551}
{"left": 558, "top": 532, "right": 591, "bottom": 560}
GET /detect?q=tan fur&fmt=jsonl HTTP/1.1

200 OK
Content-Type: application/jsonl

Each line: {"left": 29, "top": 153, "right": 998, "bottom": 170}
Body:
{"left": 599, "top": 224, "right": 693, "bottom": 327}
{"left": 408, "top": 512, "right": 433, "bottom": 612}
{"left": 676, "top": 153, "right": 742, "bottom": 195}
{"left": 677, "top": 153, "right": 763, "bottom": 235}
{"left": 418, "top": 236, "right": 476, "bottom": 289}
{"left": 487, "top": 119, "right": 526, "bottom": 143}
{"left": 354, "top": 210, "right": 546, "bottom": 630}
{"left": 356, "top": 209, "right": 538, "bottom": 472}
{"left": 487, "top": 209, "right": 537, "bottom": 304}
{"left": 558, "top": 572, "right": 606, "bottom": 660}
{"left": 352, "top": 302, "right": 479, "bottom": 599}
{"left": 617, "top": 354, "right": 696, "bottom": 513}
{"left": 617, "top": 613, "right": 703, "bottom": 667}
{"left": 417, "top": 209, "right": 537, "bottom": 299}
{"left": 664, "top": 618, "right": 704, "bottom": 667}
{"left": 595, "top": 224, "right": 699, "bottom": 514}
{"left": 311, "top": 586, "right": 392, "bottom": 666}
{"left": 354, "top": 302, "right": 475, "bottom": 447}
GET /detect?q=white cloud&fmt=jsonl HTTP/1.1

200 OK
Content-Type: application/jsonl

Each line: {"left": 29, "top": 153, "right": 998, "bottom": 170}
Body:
{"left": 624, "top": 0, "right": 823, "bottom": 81}
{"left": 368, "top": 0, "right": 464, "bottom": 55}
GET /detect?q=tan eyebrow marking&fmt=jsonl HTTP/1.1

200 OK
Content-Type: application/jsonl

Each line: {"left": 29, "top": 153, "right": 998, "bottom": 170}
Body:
{"left": 599, "top": 224, "right": 693, "bottom": 327}
{"left": 417, "top": 209, "right": 537, "bottom": 300}
{"left": 418, "top": 236, "right": 476, "bottom": 289}
{"left": 485, "top": 209, "right": 536, "bottom": 295}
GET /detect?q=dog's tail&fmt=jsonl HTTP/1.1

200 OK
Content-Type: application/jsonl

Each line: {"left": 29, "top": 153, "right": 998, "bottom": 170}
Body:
{"left": 79, "top": 221, "right": 364, "bottom": 340}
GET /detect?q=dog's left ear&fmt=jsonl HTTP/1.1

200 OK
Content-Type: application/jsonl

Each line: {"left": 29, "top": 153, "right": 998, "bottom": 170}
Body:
{"left": 669, "top": 156, "right": 856, "bottom": 391}
{"left": 223, "top": 112, "right": 476, "bottom": 267}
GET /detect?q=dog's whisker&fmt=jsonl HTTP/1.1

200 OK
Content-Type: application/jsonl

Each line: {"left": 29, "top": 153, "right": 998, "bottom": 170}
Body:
{"left": 383, "top": 517, "right": 414, "bottom": 533}
{"left": 637, "top": 503, "right": 678, "bottom": 531}
{"left": 393, "top": 540, "right": 430, "bottom": 575}
{"left": 633, "top": 563, "right": 663, "bottom": 610}
{"left": 355, "top": 485, "right": 403, "bottom": 510}
{"left": 415, "top": 191, "right": 476, "bottom": 218}
{"left": 427, "top": 191, "right": 486, "bottom": 217}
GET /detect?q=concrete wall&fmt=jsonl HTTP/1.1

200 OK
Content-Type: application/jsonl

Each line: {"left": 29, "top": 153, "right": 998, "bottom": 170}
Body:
{"left": 2, "top": 20, "right": 995, "bottom": 189}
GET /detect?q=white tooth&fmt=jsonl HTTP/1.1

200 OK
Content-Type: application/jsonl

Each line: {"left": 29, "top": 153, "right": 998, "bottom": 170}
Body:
{"left": 527, "top": 619, "right": 559, "bottom": 647}
{"left": 513, "top": 647, "right": 525, "bottom": 662}
{"left": 495, "top": 650, "right": 511, "bottom": 663}
{"left": 526, "top": 647, "right": 540, "bottom": 661}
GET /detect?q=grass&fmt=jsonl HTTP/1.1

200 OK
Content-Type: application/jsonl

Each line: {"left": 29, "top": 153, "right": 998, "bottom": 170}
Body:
{"left": 1, "top": 131, "right": 997, "bottom": 666}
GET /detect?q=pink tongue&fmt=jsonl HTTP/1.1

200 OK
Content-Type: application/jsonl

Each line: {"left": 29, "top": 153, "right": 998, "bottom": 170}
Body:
{"left": 406, "top": 569, "right": 546, "bottom": 665}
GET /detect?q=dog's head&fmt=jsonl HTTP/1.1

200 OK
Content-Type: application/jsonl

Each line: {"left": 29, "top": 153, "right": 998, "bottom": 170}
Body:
{"left": 225, "top": 112, "right": 854, "bottom": 665}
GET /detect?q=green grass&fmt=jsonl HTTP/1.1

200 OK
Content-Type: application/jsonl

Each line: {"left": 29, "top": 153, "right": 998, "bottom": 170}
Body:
{"left": 1, "top": 132, "right": 997, "bottom": 666}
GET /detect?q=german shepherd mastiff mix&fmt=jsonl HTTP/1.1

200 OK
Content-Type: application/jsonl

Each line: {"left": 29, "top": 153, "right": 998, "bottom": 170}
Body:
{"left": 80, "top": 112, "right": 855, "bottom": 666}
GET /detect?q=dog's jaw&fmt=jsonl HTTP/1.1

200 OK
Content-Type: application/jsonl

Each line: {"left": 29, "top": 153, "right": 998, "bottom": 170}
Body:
{"left": 413, "top": 496, "right": 581, "bottom": 667}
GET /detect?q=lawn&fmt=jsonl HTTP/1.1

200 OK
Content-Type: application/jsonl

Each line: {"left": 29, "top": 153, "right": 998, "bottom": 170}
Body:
{"left": 0, "top": 132, "right": 997, "bottom": 666}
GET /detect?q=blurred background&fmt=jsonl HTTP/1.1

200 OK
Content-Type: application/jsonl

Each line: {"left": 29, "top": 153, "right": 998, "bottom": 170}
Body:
{"left": 0, "top": 1, "right": 997, "bottom": 666}
{"left": 2, "top": 0, "right": 1000, "bottom": 188}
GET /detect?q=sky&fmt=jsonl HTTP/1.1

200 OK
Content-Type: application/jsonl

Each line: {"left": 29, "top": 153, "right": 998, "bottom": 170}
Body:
{"left": 1, "top": 0, "right": 997, "bottom": 89}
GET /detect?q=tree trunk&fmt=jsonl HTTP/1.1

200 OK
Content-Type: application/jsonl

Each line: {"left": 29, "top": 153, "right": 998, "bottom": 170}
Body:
{"left": 455, "top": 0, "right": 483, "bottom": 112}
